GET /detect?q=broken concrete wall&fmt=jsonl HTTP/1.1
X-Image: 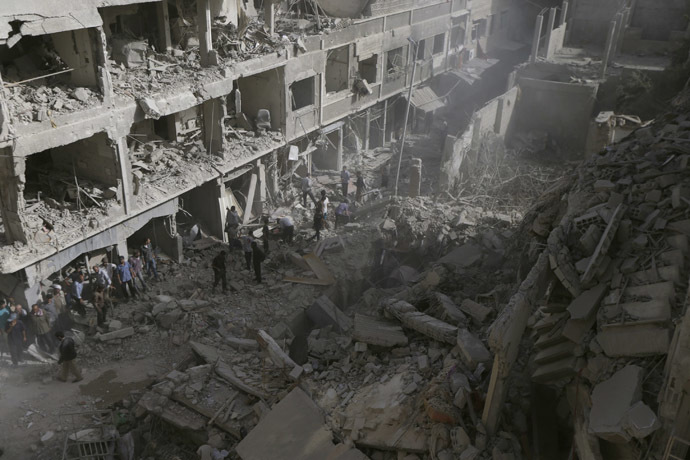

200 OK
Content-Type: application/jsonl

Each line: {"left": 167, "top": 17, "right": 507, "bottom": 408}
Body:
{"left": 51, "top": 28, "right": 101, "bottom": 88}
{"left": 0, "top": 149, "right": 28, "bottom": 244}
{"left": 545, "top": 23, "right": 566, "bottom": 60}
{"left": 239, "top": 67, "right": 286, "bottom": 134}
{"left": 510, "top": 77, "right": 598, "bottom": 156}
{"left": 50, "top": 132, "right": 120, "bottom": 187}
{"left": 566, "top": 0, "right": 623, "bottom": 46}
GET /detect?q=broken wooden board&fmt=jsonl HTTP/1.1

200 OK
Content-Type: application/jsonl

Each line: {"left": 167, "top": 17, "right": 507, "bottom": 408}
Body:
{"left": 303, "top": 253, "right": 336, "bottom": 283}
{"left": 189, "top": 341, "right": 269, "bottom": 399}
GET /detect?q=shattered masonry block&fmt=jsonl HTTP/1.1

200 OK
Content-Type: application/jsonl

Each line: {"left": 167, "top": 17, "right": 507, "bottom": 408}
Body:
{"left": 579, "top": 225, "right": 602, "bottom": 256}
{"left": 98, "top": 326, "right": 135, "bottom": 341}
{"left": 567, "top": 284, "right": 607, "bottom": 320}
{"left": 307, "top": 296, "right": 352, "bottom": 332}
{"left": 597, "top": 322, "right": 670, "bottom": 357}
{"left": 589, "top": 365, "right": 643, "bottom": 443}
{"left": 353, "top": 314, "right": 408, "bottom": 347}
{"left": 459, "top": 299, "right": 492, "bottom": 323}
{"left": 456, "top": 328, "right": 491, "bottom": 369}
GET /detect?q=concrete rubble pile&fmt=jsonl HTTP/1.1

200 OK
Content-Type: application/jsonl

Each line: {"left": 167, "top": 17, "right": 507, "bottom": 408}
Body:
{"left": 61, "top": 186, "right": 539, "bottom": 460}
{"left": 523, "top": 111, "right": 690, "bottom": 457}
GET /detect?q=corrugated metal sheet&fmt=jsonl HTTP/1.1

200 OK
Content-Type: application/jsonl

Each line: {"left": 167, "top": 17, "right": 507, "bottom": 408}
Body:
{"left": 407, "top": 86, "right": 445, "bottom": 113}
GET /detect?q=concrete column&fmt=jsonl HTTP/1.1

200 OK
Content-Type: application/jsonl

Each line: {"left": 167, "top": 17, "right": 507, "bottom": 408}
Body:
{"left": 336, "top": 127, "right": 343, "bottom": 171}
{"left": 600, "top": 19, "right": 618, "bottom": 78}
{"left": 408, "top": 158, "right": 422, "bottom": 197}
{"left": 364, "top": 109, "right": 371, "bottom": 152}
{"left": 615, "top": 10, "right": 628, "bottom": 55}
{"left": 113, "top": 137, "right": 134, "bottom": 214}
{"left": 560, "top": 1, "right": 569, "bottom": 26}
{"left": 115, "top": 239, "right": 129, "bottom": 258}
{"left": 197, "top": 0, "right": 214, "bottom": 67}
{"left": 530, "top": 13, "right": 544, "bottom": 63}
{"left": 255, "top": 161, "right": 266, "bottom": 217}
{"left": 382, "top": 99, "right": 389, "bottom": 143}
{"left": 202, "top": 98, "right": 224, "bottom": 157}
{"left": 610, "top": 13, "right": 623, "bottom": 58}
{"left": 264, "top": 1, "right": 276, "bottom": 36}
{"left": 95, "top": 27, "right": 114, "bottom": 106}
{"left": 0, "top": 151, "right": 28, "bottom": 244}
{"left": 544, "top": 8, "right": 557, "bottom": 59}
{"left": 156, "top": 0, "right": 173, "bottom": 53}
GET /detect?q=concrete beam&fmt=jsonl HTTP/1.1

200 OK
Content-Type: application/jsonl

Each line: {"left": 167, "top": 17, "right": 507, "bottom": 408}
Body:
{"left": 198, "top": 0, "right": 213, "bottom": 67}
{"left": 560, "top": 1, "right": 568, "bottom": 26}
{"left": 114, "top": 136, "right": 133, "bottom": 214}
{"left": 157, "top": 0, "right": 173, "bottom": 53}
{"left": 530, "top": 13, "right": 544, "bottom": 63}
{"left": 544, "top": 8, "right": 557, "bottom": 59}
{"left": 242, "top": 173, "right": 258, "bottom": 226}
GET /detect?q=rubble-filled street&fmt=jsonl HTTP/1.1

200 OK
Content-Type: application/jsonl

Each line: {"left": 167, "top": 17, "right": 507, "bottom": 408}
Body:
{"left": 3, "top": 0, "right": 690, "bottom": 459}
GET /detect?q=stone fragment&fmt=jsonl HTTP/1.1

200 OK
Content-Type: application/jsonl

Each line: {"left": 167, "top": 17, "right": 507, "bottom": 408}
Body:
{"left": 307, "top": 296, "right": 352, "bottom": 332}
{"left": 353, "top": 314, "right": 408, "bottom": 347}
{"left": 98, "top": 327, "right": 135, "bottom": 341}
{"left": 589, "top": 365, "right": 643, "bottom": 443}
{"left": 459, "top": 299, "right": 492, "bottom": 323}
{"left": 622, "top": 402, "right": 660, "bottom": 439}
{"left": 456, "top": 329, "right": 491, "bottom": 369}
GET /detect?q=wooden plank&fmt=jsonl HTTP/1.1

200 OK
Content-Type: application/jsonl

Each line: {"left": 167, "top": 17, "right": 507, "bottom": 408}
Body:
{"left": 302, "top": 253, "right": 335, "bottom": 283}
{"left": 283, "top": 276, "right": 333, "bottom": 286}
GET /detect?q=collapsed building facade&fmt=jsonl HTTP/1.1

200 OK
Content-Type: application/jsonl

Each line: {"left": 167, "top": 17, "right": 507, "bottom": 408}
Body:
{"left": 3, "top": 0, "right": 690, "bottom": 460}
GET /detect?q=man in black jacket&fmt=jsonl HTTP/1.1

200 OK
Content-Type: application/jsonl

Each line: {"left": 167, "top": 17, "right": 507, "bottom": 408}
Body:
{"left": 55, "top": 331, "right": 82, "bottom": 383}
{"left": 251, "top": 241, "right": 265, "bottom": 283}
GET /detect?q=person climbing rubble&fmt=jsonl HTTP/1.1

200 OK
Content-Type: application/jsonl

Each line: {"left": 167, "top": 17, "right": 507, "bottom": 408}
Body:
{"left": 341, "top": 166, "right": 351, "bottom": 198}
{"left": 355, "top": 171, "right": 366, "bottom": 203}
{"left": 30, "top": 304, "right": 55, "bottom": 354}
{"left": 141, "top": 238, "right": 161, "bottom": 281}
{"left": 251, "top": 241, "right": 265, "bottom": 284}
{"left": 241, "top": 230, "right": 254, "bottom": 271}
{"left": 116, "top": 256, "right": 138, "bottom": 301}
{"left": 211, "top": 251, "right": 228, "bottom": 294}
{"left": 335, "top": 199, "right": 350, "bottom": 229}
{"left": 277, "top": 216, "right": 294, "bottom": 244}
{"left": 301, "top": 172, "right": 316, "bottom": 207}
{"left": 225, "top": 206, "right": 241, "bottom": 244}
{"left": 55, "top": 331, "right": 82, "bottom": 383}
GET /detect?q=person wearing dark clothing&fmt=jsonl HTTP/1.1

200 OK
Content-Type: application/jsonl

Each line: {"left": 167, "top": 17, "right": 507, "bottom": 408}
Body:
{"left": 355, "top": 172, "right": 366, "bottom": 203}
{"left": 6, "top": 314, "right": 26, "bottom": 366}
{"left": 251, "top": 242, "right": 265, "bottom": 283}
{"left": 241, "top": 234, "right": 254, "bottom": 270}
{"left": 31, "top": 304, "right": 55, "bottom": 353}
{"left": 311, "top": 203, "right": 324, "bottom": 241}
{"left": 93, "top": 286, "right": 107, "bottom": 327}
{"left": 55, "top": 331, "right": 82, "bottom": 382}
{"left": 52, "top": 286, "right": 73, "bottom": 332}
{"left": 381, "top": 163, "right": 390, "bottom": 189}
{"left": 262, "top": 217, "right": 270, "bottom": 255}
{"left": 278, "top": 217, "right": 294, "bottom": 244}
{"left": 212, "top": 251, "right": 228, "bottom": 294}
{"left": 225, "top": 206, "right": 241, "bottom": 243}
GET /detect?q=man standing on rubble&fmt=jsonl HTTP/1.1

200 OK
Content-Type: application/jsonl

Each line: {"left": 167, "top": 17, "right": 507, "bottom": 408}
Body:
{"left": 355, "top": 171, "right": 366, "bottom": 203}
{"left": 71, "top": 272, "right": 87, "bottom": 317}
{"left": 225, "top": 206, "right": 241, "bottom": 244}
{"left": 6, "top": 314, "right": 26, "bottom": 366}
{"left": 52, "top": 285, "right": 73, "bottom": 332}
{"left": 93, "top": 265, "right": 114, "bottom": 309}
{"left": 251, "top": 241, "right": 265, "bottom": 283}
{"left": 341, "top": 166, "right": 351, "bottom": 198}
{"left": 116, "top": 256, "right": 138, "bottom": 301}
{"left": 141, "top": 238, "right": 160, "bottom": 282}
{"left": 241, "top": 230, "right": 254, "bottom": 271}
{"left": 277, "top": 216, "right": 294, "bottom": 244}
{"left": 55, "top": 331, "right": 82, "bottom": 383}
{"left": 302, "top": 172, "right": 316, "bottom": 207}
{"left": 211, "top": 251, "right": 228, "bottom": 294}
{"left": 30, "top": 304, "right": 55, "bottom": 354}
{"left": 0, "top": 299, "right": 10, "bottom": 357}
{"left": 129, "top": 250, "right": 147, "bottom": 292}
{"left": 335, "top": 199, "right": 350, "bottom": 229}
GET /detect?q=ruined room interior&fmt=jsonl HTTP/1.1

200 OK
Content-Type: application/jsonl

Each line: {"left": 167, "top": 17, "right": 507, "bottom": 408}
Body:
{"left": 2, "top": 0, "right": 690, "bottom": 459}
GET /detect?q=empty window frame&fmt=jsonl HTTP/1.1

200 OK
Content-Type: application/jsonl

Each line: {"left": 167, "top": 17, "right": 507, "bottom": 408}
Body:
{"left": 358, "top": 54, "right": 378, "bottom": 83}
{"left": 325, "top": 45, "right": 350, "bottom": 93}
{"left": 432, "top": 33, "right": 445, "bottom": 55}
{"left": 290, "top": 76, "right": 315, "bottom": 110}
{"left": 386, "top": 47, "right": 404, "bottom": 74}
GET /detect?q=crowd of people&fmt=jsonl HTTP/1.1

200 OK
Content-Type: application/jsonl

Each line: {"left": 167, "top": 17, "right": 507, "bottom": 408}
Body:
{"left": 0, "top": 238, "right": 163, "bottom": 378}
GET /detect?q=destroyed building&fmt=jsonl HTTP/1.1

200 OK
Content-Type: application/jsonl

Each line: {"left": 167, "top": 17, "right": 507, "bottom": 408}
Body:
{"left": 2, "top": 0, "right": 690, "bottom": 459}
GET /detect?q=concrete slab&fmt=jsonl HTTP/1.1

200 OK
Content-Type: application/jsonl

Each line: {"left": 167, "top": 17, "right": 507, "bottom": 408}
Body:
{"left": 307, "top": 296, "right": 353, "bottom": 332}
{"left": 438, "top": 243, "right": 483, "bottom": 268}
{"left": 534, "top": 341, "right": 576, "bottom": 365}
{"left": 353, "top": 314, "right": 408, "bottom": 347}
{"left": 459, "top": 298, "right": 492, "bottom": 323}
{"left": 456, "top": 328, "right": 491, "bottom": 369}
{"left": 384, "top": 299, "right": 458, "bottom": 344}
{"left": 597, "top": 322, "right": 670, "bottom": 357}
{"left": 618, "top": 299, "right": 671, "bottom": 321}
{"left": 589, "top": 365, "right": 643, "bottom": 443}
{"left": 624, "top": 281, "right": 675, "bottom": 305}
{"left": 531, "top": 356, "right": 579, "bottom": 383}
{"left": 236, "top": 388, "right": 367, "bottom": 460}
{"left": 567, "top": 284, "right": 607, "bottom": 320}
{"left": 98, "top": 326, "right": 135, "bottom": 341}
{"left": 430, "top": 292, "right": 467, "bottom": 325}
{"left": 628, "top": 265, "right": 681, "bottom": 286}
{"left": 561, "top": 314, "right": 597, "bottom": 344}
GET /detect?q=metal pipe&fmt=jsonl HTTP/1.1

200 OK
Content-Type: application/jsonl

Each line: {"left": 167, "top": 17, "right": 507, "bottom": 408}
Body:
{"left": 394, "top": 38, "right": 419, "bottom": 197}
